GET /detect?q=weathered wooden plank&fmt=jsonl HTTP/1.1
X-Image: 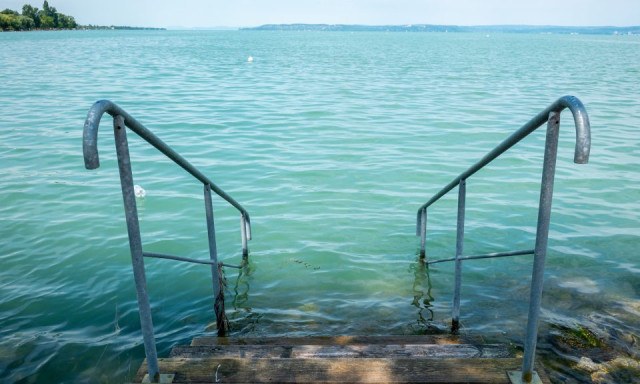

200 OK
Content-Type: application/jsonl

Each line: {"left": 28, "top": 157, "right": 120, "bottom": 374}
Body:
{"left": 291, "top": 344, "right": 511, "bottom": 359}
{"left": 171, "top": 343, "right": 511, "bottom": 359}
{"left": 191, "top": 335, "right": 482, "bottom": 347}
{"left": 134, "top": 357, "right": 550, "bottom": 383}
{"left": 170, "top": 345, "right": 293, "bottom": 358}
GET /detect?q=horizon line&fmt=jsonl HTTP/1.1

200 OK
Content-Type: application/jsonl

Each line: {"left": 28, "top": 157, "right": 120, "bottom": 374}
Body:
{"left": 164, "top": 23, "right": 640, "bottom": 30}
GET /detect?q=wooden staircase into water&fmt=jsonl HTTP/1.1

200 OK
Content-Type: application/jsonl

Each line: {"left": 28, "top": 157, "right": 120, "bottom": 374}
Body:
{"left": 131, "top": 335, "right": 550, "bottom": 383}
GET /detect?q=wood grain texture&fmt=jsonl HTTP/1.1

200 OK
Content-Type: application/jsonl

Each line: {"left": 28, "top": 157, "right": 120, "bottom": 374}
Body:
{"left": 132, "top": 336, "right": 551, "bottom": 383}
{"left": 134, "top": 357, "right": 551, "bottom": 383}
{"left": 191, "top": 335, "right": 482, "bottom": 347}
{"left": 171, "top": 343, "right": 511, "bottom": 359}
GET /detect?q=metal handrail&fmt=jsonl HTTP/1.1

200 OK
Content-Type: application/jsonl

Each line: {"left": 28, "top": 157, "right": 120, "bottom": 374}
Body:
{"left": 416, "top": 95, "right": 589, "bottom": 218}
{"left": 83, "top": 99, "right": 252, "bottom": 241}
{"left": 83, "top": 100, "right": 252, "bottom": 382}
{"left": 415, "top": 96, "right": 591, "bottom": 384}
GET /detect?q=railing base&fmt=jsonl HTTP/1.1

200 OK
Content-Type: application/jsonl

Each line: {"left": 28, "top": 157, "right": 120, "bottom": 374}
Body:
{"left": 507, "top": 371, "right": 543, "bottom": 384}
{"left": 451, "top": 319, "right": 460, "bottom": 334}
{"left": 142, "top": 373, "right": 175, "bottom": 383}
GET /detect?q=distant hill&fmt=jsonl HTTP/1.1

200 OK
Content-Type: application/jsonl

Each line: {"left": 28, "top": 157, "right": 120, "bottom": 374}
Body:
{"left": 242, "top": 24, "right": 640, "bottom": 35}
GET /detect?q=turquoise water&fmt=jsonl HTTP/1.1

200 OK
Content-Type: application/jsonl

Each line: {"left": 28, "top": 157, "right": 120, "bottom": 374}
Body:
{"left": 1, "top": 30, "right": 639, "bottom": 383}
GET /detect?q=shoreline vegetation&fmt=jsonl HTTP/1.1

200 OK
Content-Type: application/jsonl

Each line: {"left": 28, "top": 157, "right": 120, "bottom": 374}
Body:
{"left": 0, "top": 1, "right": 164, "bottom": 32}
{"left": 242, "top": 23, "right": 640, "bottom": 35}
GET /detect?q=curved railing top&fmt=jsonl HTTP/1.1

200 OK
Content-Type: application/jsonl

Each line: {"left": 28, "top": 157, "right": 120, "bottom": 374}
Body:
{"left": 83, "top": 100, "right": 251, "bottom": 226}
{"left": 417, "top": 95, "right": 591, "bottom": 214}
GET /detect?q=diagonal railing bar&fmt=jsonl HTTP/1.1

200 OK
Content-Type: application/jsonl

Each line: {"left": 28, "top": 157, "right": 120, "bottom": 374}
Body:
{"left": 83, "top": 100, "right": 252, "bottom": 382}
{"left": 142, "top": 251, "right": 243, "bottom": 269}
{"left": 416, "top": 96, "right": 589, "bottom": 230}
{"left": 415, "top": 96, "right": 591, "bottom": 384}
{"left": 427, "top": 249, "right": 535, "bottom": 265}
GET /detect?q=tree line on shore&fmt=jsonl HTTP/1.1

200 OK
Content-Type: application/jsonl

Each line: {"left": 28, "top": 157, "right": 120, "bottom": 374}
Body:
{"left": 1, "top": 1, "right": 76, "bottom": 31}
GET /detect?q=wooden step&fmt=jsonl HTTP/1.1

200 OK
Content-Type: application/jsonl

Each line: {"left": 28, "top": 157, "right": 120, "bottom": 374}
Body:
{"left": 133, "top": 357, "right": 550, "bottom": 383}
{"left": 130, "top": 335, "right": 550, "bottom": 383}
{"left": 191, "top": 335, "right": 483, "bottom": 346}
{"left": 171, "top": 343, "right": 511, "bottom": 359}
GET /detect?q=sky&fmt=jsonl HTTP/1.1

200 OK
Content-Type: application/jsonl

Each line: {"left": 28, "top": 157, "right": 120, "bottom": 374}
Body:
{"left": 2, "top": 0, "right": 639, "bottom": 28}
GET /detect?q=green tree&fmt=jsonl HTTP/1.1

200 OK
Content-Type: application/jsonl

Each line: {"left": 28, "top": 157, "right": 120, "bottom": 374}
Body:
{"left": 0, "top": 14, "right": 10, "bottom": 30}
{"left": 0, "top": 13, "right": 20, "bottom": 30}
{"left": 1, "top": 8, "right": 20, "bottom": 16}
{"left": 41, "top": 1, "right": 59, "bottom": 26}
{"left": 38, "top": 12, "right": 54, "bottom": 28}
{"left": 22, "top": 4, "right": 37, "bottom": 18}
{"left": 57, "top": 13, "right": 68, "bottom": 28}
{"left": 57, "top": 14, "right": 76, "bottom": 29}
{"left": 0, "top": 2, "right": 85, "bottom": 31}
{"left": 22, "top": 4, "right": 39, "bottom": 27}
{"left": 0, "top": 2, "right": 80, "bottom": 31}
{"left": 19, "top": 15, "right": 35, "bottom": 30}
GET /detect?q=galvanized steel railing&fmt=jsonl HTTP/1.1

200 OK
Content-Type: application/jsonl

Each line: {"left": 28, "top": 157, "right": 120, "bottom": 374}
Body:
{"left": 83, "top": 100, "right": 252, "bottom": 383}
{"left": 416, "top": 96, "right": 591, "bottom": 384}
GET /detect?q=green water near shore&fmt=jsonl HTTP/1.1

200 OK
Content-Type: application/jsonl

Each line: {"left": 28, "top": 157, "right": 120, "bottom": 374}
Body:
{"left": 0, "top": 30, "right": 639, "bottom": 383}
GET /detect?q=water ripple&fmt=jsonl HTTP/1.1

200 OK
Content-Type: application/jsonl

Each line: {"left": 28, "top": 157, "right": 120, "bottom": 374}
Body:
{"left": 1, "top": 30, "right": 639, "bottom": 383}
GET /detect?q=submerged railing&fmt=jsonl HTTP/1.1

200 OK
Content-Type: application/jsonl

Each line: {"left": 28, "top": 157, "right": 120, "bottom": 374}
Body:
{"left": 416, "top": 96, "right": 591, "bottom": 383}
{"left": 83, "top": 100, "right": 252, "bottom": 382}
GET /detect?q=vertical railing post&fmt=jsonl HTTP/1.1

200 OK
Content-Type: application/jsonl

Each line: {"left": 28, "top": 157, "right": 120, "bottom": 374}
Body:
{"left": 452, "top": 178, "right": 466, "bottom": 333}
{"left": 520, "top": 112, "right": 561, "bottom": 383}
{"left": 204, "top": 184, "right": 228, "bottom": 335}
{"left": 419, "top": 208, "right": 427, "bottom": 259}
{"left": 240, "top": 213, "right": 249, "bottom": 261}
{"left": 113, "top": 115, "right": 159, "bottom": 382}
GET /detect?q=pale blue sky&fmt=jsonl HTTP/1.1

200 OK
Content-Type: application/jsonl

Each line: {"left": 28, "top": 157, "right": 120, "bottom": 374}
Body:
{"left": 2, "top": 0, "right": 639, "bottom": 28}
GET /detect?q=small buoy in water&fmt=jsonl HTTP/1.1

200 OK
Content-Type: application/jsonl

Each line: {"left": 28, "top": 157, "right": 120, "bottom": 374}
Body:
{"left": 247, "top": 56, "right": 254, "bottom": 62}
{"left": 134, "top": 185, "right": 146, "bottom": 198}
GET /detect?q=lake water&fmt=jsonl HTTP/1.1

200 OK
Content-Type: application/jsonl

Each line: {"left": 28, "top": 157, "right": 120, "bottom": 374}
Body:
{"left": 1, "top": 30, "right": 639, "bottom": 383}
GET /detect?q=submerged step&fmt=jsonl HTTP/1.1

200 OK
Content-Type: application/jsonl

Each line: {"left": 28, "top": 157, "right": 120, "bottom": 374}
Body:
{"left": 171, "top": 343, "right": 511, "bottom": 359}
{"left": 190, "top": 334, "right": 483, "bottom": 346}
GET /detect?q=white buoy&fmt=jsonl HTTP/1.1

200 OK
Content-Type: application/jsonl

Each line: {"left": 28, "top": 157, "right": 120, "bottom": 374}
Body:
{"left": 134, "top": 185, "right": 146, "bottom": 198}
{"left": 247, "top": 56, "right": 254, "bottom": 62}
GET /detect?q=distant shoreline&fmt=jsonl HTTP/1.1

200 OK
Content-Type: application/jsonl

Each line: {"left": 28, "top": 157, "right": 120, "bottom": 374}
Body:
{"left": 241, "top": 24, "right": 640, "bottom": 35}
{"left": 0, "top": 26, "right": 166, "bottom": 32}
{"left": 5, "top": 24, "right": 639, "bottom": 35}
{"left": 79, "top": 26, "right": 166, "bottom": 31}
